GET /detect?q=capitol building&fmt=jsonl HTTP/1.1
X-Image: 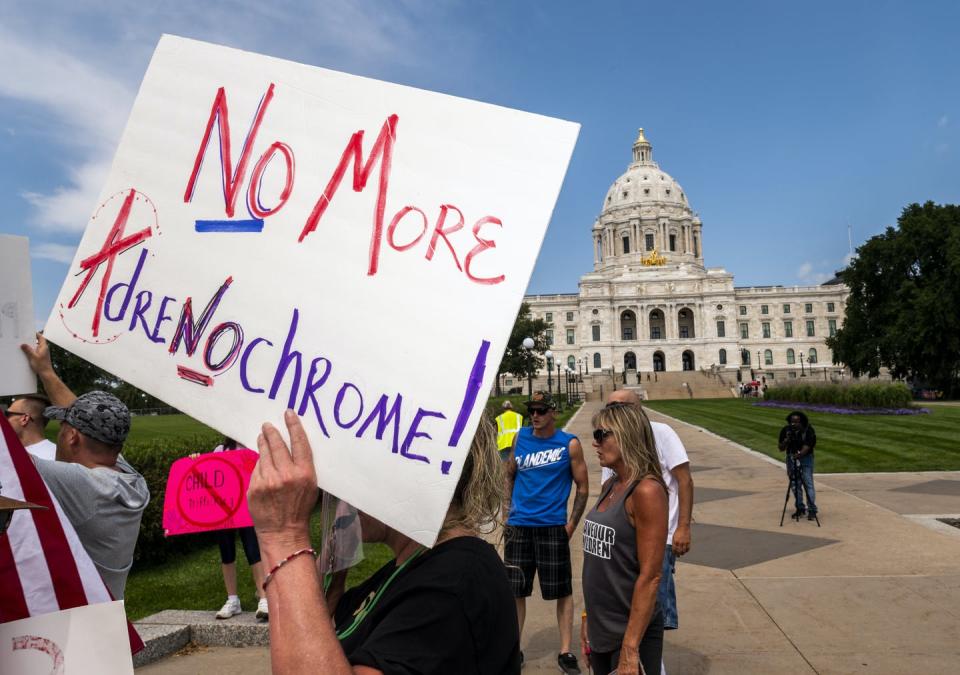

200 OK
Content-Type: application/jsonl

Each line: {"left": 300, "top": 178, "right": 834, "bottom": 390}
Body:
{"left": 523, "top": 129, "right": 849, "bottom": 396}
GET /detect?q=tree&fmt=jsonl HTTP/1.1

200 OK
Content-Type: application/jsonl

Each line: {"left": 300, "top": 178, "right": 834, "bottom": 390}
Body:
{"left": 498, "top": 303, "right": 549, "bottom": 392}
{"left": 827, "top": 201, "right": 960, "bottom": 396}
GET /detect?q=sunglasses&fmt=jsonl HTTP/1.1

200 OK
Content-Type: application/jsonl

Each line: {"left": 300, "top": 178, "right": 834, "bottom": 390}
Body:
{"left": 528, "top": 408, "right": 551, "bottom": 416}
{"left": 593, "top": 428, "right": 614, "bottom": 443}
{"left": 3, "top": 410, "right": 28, "bottom": 419}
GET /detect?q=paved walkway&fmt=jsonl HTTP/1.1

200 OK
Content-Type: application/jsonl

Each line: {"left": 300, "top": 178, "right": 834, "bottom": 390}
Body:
{"left": 139, "top": 401, "right": 960, "bottom": 674}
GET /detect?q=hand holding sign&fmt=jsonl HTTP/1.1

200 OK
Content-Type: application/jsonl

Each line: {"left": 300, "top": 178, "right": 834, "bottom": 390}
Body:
{"left": 247, "top": 410, "right": 319, "bottom": 548}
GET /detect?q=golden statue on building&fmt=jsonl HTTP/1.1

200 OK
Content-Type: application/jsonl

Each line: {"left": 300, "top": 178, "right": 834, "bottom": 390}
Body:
{"left": 641, "top": 248, "right": 667, "bottom": 266}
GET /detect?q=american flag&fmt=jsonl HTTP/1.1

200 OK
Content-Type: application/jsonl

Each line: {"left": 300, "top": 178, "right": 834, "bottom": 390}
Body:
{"left": 0, "top": 414, "right": 143, "bottom": 653}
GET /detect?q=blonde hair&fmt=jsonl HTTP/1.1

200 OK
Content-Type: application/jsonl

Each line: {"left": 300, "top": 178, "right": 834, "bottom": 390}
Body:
{"left": 591, "top": 403, "right": 665, "bottom": 489}
{"left": 442, "top": 411, "right": 504, "bottom": 536}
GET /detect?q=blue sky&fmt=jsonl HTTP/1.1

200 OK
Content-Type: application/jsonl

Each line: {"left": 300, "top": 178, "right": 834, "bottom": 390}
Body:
{"left": 2, "top": 1, "right": 958, "bottom": 324}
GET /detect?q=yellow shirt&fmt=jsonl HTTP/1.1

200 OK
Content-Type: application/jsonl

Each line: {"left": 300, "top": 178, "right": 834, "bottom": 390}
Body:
{"left": 495, "top": 410, "right": 524, "bottom": 451}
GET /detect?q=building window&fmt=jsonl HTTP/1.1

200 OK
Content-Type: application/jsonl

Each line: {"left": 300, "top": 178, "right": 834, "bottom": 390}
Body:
{"left": 622, "top": 236, "right": 630, "bottom": 254}
{"left": 764, "top": 349, "right": 773, "bottom": 365}
{"left": 546, "top": 329, "right": 553, "bottom": 345}
{"left": 808, "top": 348, "right": 818, "bottom": 364}
{"left": 680, "top": 326, "right": 689, "bottom": 338}
{"left": 568, "top": 355, "right": 576, "bottom": 369}
{"left": 592, "top": 325, "right": 600, "bottom": 341}
{"left": 829, "top": 319, "right": 837, "bottom": 337}
{"left": 593, "top": 353, "right": 601, "bottom": 369}
{"left": 719, "top": 348, "right": 727, "bottom": 365}
{"left": 789, "top": 371, "right": 797, "bottom": 378}
{"left": 787, "top": 349, "right": 795, "bottom": 364}
{"left": 827, "top": 302, "right": 835, "bottom": 312}
{"left": 806, "top": 320, "right": 815, "bottom": 337}
{"left": 645, "top": 233, "right": 654, "bottom": 251}
{"left": 716, "top": 320, "right": 725, "bottom": 338}
{"left": 669, "top": 234, "right": 677, "bottom": 251}
{"left": 784, "top": 321, "right": 793, "bottom": 338}
{"left": 740, "top": 323, "right": 749, "bottom": 339}
{"left": 623, "top": 327, "right": 634, "bottom": 340}
{"left": 566, "top": 328, "right": 575, "bottom": 345}
{"left": 762, "top": 322, "right": 771, "bottom": 338}
{"left": 783, "top": 304, "right": 791, "bottom": 314}
{"left": 739, "top": 305, "right": 747, "bottom": 315}
{"left": 805, "top": 303, "right": 813, "bottom": 313}
{"left": 546, "top": 312, "right": 552, "bottom": 323}
{"left": 741, "top": 349, "right": 751, "bottom": 365}
{"left": 761, "top": 304, "right": 769, "bottom": 315}
{"left": 651, "top": 326, "right": 661, "bottom": 339}
{"left": 566, "top": 311, "right": 574, "bottom": 322}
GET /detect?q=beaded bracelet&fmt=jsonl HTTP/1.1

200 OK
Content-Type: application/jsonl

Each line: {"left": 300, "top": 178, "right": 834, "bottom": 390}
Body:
{"left": 262, "top": 548, "right": 317, "bottom": 591}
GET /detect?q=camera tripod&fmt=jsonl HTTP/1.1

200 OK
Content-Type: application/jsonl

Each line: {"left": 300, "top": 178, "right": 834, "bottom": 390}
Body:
{"left": 780, "top": 454, "right": 820, "bottom": 527}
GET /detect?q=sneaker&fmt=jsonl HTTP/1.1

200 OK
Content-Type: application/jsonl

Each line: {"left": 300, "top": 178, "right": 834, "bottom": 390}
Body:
{"left": 215, "top": 597, "right": 241, "bottom": 620}
{"left": 558, "top": 652, "right": 581, "bottom": 674}
{"left": 807, "top": 511, "right": 818, "bottom": 521}
{"left": 791, "top": 507, "right": 807, "bottom": 519}
{"left": 255, "top": 597, "right": 269, "bottom": 622}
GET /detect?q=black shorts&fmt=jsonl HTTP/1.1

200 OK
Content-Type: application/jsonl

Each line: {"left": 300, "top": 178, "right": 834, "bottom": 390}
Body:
{"left": 504, "top": 525, "right": 572, "bottom": 600}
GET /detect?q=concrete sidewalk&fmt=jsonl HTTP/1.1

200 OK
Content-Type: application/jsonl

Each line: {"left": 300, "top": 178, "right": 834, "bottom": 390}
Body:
{"left": 138, "top": 400, "right": 960, "bottom": 674}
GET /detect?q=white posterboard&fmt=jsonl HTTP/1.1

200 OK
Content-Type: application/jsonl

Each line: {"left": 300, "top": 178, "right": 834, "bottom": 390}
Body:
{"left": 44, "top": 35, "right": 579, "bottom": 545}
{"left": 0, "top": 601, "right": 133, "bottom": 674}
{"left": 0, "top": 235, "right": 37, "bottom": 396}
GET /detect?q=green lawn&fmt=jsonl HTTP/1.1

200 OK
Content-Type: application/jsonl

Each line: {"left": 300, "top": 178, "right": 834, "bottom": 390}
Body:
{"left": 642, "top": 399, "right": 960, "bottom": 473}
{"left": 125, "top": 512, "right": 393, "bottom": 620}
{"left": 46, "top": 413, "right": 217, "bottom": 446}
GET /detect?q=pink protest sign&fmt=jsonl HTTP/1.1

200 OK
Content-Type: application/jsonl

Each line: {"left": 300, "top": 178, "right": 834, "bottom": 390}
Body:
{"left": 162, "top": 449, "right": 258, "bottom": 536}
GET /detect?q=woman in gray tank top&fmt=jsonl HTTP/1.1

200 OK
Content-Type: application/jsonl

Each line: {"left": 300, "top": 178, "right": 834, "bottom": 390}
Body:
{"left": 581, "top": 403, "right": 668, "bottom": 675}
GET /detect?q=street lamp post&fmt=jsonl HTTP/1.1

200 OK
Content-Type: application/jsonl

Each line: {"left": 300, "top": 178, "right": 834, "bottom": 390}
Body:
{"left": 545, "top": 350, "right": 554, "bottom": 394}
{"left": 578, "top": 358, "right": 584, "bottom": 399}
{"left": 757, "top": 351, "right": 761, "bottom": 373}
{"left": 799, "top": 352, "right": 806, "bottom": 376}
{"left": 522, "top": 337, "right": 535, "bottom": 396}
{"left": 556, "top": 361, "right": 563, "bottom": 408}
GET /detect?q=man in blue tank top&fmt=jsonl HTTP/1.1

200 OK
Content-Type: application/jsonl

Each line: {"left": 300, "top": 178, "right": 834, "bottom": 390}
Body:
{"left": 504, "top": 391, "right": 589, "bottom": 674}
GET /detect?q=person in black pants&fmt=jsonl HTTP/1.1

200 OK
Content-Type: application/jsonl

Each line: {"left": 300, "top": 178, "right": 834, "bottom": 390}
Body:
{"left": 200, "top": 438, "right": 269, "bottom": 621}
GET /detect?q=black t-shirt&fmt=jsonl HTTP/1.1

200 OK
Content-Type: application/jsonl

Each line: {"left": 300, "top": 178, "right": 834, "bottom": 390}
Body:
{"left": 334, "top": 536, "right": 521, "bottom": 674}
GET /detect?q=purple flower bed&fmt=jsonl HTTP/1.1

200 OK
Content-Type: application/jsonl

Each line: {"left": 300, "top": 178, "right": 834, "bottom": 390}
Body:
{"left": 753, "top": 401, "right": 930, "bottom": 416}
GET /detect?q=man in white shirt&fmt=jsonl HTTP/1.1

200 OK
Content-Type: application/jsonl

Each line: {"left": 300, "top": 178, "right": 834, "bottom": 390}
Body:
{"left": 3, "top": 394, "right": 57, "bottom": 461}
{"left": 603, "top": 389, "right": 693, "bottom": 634}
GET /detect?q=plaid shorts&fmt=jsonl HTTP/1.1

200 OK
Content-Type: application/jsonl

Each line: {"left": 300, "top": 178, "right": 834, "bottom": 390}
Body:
{"left": 504, "top": 525, "right": 572, "bottom": 600}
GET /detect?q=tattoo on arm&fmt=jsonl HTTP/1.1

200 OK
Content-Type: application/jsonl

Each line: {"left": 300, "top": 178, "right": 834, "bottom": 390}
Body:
{"left": 570, "top": 492, "right": 588, "bottom": 529}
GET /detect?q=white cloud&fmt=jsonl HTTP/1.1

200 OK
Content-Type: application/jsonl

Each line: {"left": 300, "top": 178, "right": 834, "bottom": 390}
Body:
{"left": 0, "top": 2, "right": 470, "bottom": 235}
{"left": 31, "top": 242, "right": 77, "bottom": 264}
{"left": 22, "top": 157, "right": 113, "bottom": 232}
{"left": 842, "top": 252, "right": 855, "bottom": 266}
{"left": 0, "top": 24, "right": 132, "bottom": 234}
{"left": 938, "top": 114, "right": 949, "bottom": 128}
{"left": 797, "top": 261, "right": 831, "bottom": 285}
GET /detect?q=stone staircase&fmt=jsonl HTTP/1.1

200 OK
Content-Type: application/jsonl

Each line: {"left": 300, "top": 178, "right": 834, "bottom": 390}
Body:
{"left": 623, "top": 369, "right": 734, "bottom": 400}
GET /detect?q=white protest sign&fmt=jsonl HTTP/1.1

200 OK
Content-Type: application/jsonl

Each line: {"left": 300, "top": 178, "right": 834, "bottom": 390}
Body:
{"left": 0, "top": 601, "right": 133, "bottom": 674}
{"left": 0, "top": 235, "right": 37, "bottom": 396}
{"left": 44, "top": 35, "right": 579, "bottom": 545}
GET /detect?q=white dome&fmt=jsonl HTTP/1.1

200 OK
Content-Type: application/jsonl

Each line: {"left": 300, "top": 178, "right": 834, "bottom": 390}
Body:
{"left": 600, "top": 128, "right": 691, "bottom": 213}
{"left": 602, "top": 165, "right": 689, "bottom": 211}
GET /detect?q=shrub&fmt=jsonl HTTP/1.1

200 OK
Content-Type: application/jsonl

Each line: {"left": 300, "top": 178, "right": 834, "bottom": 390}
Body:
{"left": 765, "top": 382, "right": 912, "bottom": 409}
{"left": 123, "top": 433, "right": 220, "bottom": 568}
